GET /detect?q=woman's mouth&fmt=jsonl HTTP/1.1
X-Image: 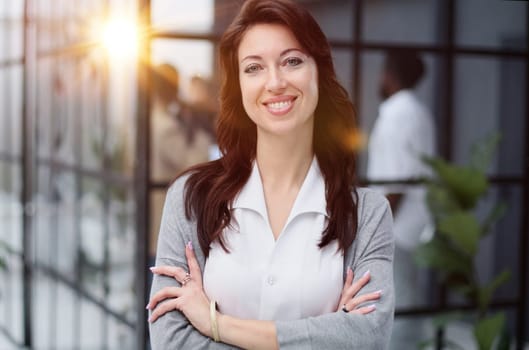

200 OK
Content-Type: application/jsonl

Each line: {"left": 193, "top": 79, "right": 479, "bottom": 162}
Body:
{"left": 264, "top": 96, "right": 297, "bottom": 116}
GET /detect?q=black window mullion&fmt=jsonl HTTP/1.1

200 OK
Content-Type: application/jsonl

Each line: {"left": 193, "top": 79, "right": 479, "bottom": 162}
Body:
{"left": 516, "top": 4, "right": 529, "bottom": 348}
{"left": 135, "top": 1, "right": 151, "bottom": 349}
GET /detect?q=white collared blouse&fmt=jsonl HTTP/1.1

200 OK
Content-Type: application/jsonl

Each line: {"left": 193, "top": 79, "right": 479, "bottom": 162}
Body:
{"left": 203, "top": 158, "right": 344, "bottom": 321}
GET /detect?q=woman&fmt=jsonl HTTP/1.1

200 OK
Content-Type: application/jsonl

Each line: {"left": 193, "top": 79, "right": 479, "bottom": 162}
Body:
{"left": 148, "top": 0, "right": 394, "bottom": 348}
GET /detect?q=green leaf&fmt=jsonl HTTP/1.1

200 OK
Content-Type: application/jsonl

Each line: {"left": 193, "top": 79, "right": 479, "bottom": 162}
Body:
{"left": 438, "top": 212, "right": 481, "bottom": 256}
{"left": 470, "top": 132, "right": 502, "bottom": 173}
{"left": 477, "top": 270, "right": 511, "bottom": 312}
{"left": 496, "top": 322, "right": 511, "bottom": 350}
{"left": 414, "top": 236, "right": 472, "bottom": 277}
{"left": 481, "top": 202, "right": 507, "bottom": 238}
{"left": 474, "top": 313, "right": 505, "bottom": 350}
{"left": 425, "top": 183, "right": 462, "bottom": 220}
{"left": 422, "top": 156, "right": 488, "bottom": 209}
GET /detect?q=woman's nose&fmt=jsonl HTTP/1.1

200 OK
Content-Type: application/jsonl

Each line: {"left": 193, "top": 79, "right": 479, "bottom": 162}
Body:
{"left": 265, "top": 68, "right": 287, "bottom": 92}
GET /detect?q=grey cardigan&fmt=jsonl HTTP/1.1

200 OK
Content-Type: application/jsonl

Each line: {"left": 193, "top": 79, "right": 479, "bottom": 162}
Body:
{"left": 149, "top": 176, "right": 395, "bottom": 349}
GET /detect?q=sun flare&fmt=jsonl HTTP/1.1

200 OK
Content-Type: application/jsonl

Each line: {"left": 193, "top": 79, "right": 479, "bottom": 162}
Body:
{"left": 94, "top": 17, "right": 141, "bottom": 60}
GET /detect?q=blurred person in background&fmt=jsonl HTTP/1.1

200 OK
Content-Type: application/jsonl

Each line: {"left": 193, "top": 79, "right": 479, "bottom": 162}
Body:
{"left": 367, "top": 48, "right": 436, "bottom": 348}
{"left": 187, "top": 75, "right": 221, "bottom": 160}
{"left": 147, "top": 0, "right": 395, "bottom": 349}
{"left": 149, "top": 63, "right": 214, "bottom": 270}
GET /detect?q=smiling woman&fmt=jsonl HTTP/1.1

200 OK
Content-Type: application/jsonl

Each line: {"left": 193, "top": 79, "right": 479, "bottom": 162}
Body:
{"left": 148, "top": 0, "right": 395, "bottom": 349}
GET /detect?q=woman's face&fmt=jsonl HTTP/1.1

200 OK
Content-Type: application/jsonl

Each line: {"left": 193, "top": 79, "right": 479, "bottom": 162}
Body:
{"left": 237, "top": 23, "right": 318, "bottom": 138}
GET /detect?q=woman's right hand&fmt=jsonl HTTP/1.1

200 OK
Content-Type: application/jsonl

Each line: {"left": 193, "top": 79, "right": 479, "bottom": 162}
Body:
{"left": 337, "top": 268, "right": 382, "bottom": 314}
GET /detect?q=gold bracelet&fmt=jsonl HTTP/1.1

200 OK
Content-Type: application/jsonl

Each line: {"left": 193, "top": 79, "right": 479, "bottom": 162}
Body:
{"left": 210, "top": 300, "right": 220, "bottom": 342}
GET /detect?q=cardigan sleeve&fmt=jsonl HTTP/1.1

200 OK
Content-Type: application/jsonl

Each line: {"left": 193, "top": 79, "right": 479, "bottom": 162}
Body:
{"left": 275, "top": 189, "right": 395, "bottom": 349}
{"left": 149, "top": 177, "right": 240, "bottom": 350}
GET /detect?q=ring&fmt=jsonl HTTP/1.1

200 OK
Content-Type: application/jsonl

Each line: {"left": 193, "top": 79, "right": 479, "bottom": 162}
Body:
{"left": 342, "top": 304, "right": 349, "bottom": 313}
{"left": 182, "top": 273, "right": 192, "bottom": 286}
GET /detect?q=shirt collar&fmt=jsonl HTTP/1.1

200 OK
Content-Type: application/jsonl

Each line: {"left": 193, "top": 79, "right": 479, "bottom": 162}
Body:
{"left": 232, "top": 157, "right": 328, "bottom": 219}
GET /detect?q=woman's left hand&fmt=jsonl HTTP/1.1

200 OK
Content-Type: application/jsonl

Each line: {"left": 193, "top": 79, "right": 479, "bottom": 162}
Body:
{"left": 147, "top": 242, "right": 212, "bottom": 337}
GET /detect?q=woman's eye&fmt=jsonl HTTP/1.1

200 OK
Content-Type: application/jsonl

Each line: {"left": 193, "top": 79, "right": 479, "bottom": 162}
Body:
{"left": 244, "top": 64, "right": 261, "bottom": 74}
{"left": 284, "top": 57, "right": 303, "bottom": 67}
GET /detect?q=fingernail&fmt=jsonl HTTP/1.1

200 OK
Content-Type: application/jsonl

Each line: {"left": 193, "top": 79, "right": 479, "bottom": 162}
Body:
{"left": 186, "top": 241, "right": 193, "bottom": 250}
{"left": 369, "top": 304, "right": 377, "bottom": 310}
{"left": 149, "top": 266, "right": 155, "bottom": 271}
{"left": 145, "top": 303, "right": 150, "bottom": 310}
{"left": 362, "top": 270, "right": 370, "bottom": 278}
{"left": 347, "top": 267, "right": 352, "bottom": 274}
{"left": 375, "top": 289, "right": 383, "bottom": 296}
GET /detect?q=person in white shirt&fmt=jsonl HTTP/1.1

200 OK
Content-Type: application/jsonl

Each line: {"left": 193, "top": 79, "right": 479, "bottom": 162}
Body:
{"left": 146, "top": 1, "right": 395, "bottom": 349}
{"left": 367, "top": 49, "right": 436, "bottom": 348}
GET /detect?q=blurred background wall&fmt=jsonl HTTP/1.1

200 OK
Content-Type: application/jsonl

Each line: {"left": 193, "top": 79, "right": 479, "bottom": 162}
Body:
{"left": 0, "top": 0, "right": 527, "bottom": 349}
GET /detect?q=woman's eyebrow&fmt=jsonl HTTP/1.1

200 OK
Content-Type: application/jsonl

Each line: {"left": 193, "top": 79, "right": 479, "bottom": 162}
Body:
{"left": 279, "top": 48, "right": 304, "bottom": 57}
{"left": 240, "top": 48, "right": 305, "bottom": 63}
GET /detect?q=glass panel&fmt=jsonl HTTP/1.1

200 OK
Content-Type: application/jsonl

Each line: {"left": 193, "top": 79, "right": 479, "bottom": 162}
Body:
{"left": 331, "top": 49, "right": 354, "bottom": 102}
{"left": 0, "top": 1, "right": 24, "bottom": 62}
{"left": 32, "top": 271, "right": 53, "bottom": 348}
{"left": 149, "top": 189, "right": 167, "bottom": 267}
{"left": 55, "top": 282, "right": 76, "bottom": 349}
{"left": 305, "top": 1, "right": 354, "bottom": 41}
{"left": 0, "top": 163, "right": 22, "bottom": 254}
{"left": 79, "top": 62, "right": 106, "bottom": 171}
{"left": 55, "top": 171, "right": 77, "bottom": 279}
{"left": 7, "top": 255, "right": 24, "bottom": 344}
{"left": 456, "top": 0, "right": 527, "bottom": 50}
{"left": 34, "top": 166, "right": 55, "bottom": 267}
{"left": 79, "top": 299, "right": 105, "bottom": 349}
{"left": 431, "top": 314, "right": 476, "bottom": 350}
{"left": 35, "top": 57, "right": 55, "bottom": 160}
{"left": 79, "top": 177, "right": 106, "bottom": 301}
{"left": 481, "top": 184, "right": 521, "bottom": 301}
{"left": 107, "top": 185, "right": 135, "bottom": 321}
{"left": 0, "top": 65, "right": 23, "bottom": 157}
{"left": 107, "top": 317, "right": 135, "bottom": 350}
{"left": 453, "top": 56, "right": 526, "bottom": 176}
{"left": 151, "top": 0, "right": 214, "bottom": 33}
{"left": 390, "top": 315, "right": 437, "bottom": 350}
{"left": 363, "top": 0, "right": 438, "bottom": 45}
{"left": 106, "top": 61, "right": 137, "bottom": 177}
{"left": 36, "top": 57, "right": 78, "bottom": 164}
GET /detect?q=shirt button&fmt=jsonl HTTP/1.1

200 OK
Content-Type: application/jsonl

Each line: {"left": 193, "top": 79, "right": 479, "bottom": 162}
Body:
{"left": 267, "top": 276, "right": 276, "bottom": 285}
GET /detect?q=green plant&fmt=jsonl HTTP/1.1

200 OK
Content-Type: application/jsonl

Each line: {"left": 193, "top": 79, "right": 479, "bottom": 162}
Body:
{"left": 415, "top": 133, "right": 510, "bottom": 350}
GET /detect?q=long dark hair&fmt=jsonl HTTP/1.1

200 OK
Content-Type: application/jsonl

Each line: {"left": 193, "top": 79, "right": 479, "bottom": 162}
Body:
{"left": 182, "top": 0, "right": 359, "bottom": 257}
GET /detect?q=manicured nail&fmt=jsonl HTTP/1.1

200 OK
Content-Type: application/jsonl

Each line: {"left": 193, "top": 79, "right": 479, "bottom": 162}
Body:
{"left": 145, "top": 303, "right": 150, "bottom": 310}
{"left": 149, "top": 266, "right": 155, "bottom": 271}
{"left": 186, "top": 241, "right": 193, "bottom": 250}
{"left": 375, "top": 289, "right": 383, "bottom": 296}
{"left": 369, "top": 304, "right": 377, "bottom": 310}
{"left": 347, "top": 267, "right": 352, "bottom": 274}
{"left": 362, "top": 270, "right": 370, "bottom": 278}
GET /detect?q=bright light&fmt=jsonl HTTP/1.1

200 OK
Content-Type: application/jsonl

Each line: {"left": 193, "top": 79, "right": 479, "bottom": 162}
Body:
{"left": 96, "top": 18, "right": 140, "bottom": 60}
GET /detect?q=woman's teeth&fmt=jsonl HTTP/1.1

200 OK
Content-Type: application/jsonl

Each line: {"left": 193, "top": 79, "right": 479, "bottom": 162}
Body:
{"left": 268, "top": 101, "right": 291, "bottom": 110}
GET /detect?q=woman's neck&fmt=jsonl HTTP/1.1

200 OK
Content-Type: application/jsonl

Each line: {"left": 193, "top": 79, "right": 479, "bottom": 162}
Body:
{"left": 255, "top": 130, "right": 314, "bottom": 192}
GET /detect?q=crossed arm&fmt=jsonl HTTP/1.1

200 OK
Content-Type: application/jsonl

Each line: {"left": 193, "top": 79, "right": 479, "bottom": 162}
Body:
{"left": 148, "top": 242, "right": 381, "bottom": 350}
